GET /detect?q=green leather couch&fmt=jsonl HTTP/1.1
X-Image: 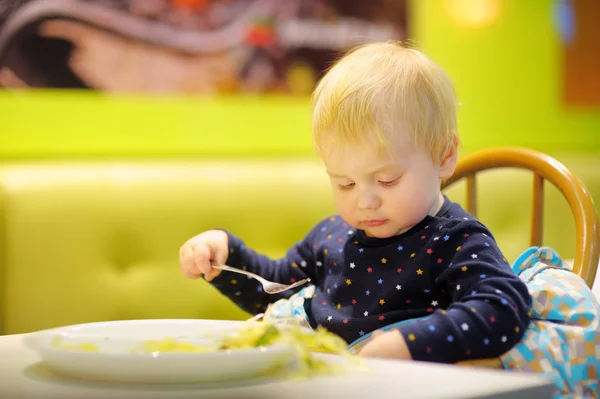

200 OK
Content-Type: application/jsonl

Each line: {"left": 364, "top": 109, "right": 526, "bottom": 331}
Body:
{"left": 1, "top": 154, "right": 598, "bottom": 335}
{"left": 0, "top": 159, "right": 338, "bottom": 334}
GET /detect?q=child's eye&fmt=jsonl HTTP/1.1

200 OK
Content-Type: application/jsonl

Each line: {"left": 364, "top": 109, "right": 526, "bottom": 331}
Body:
{"left": 338, "top": 182, "right": 355, "bottom": 190}
{"left": 379, "top": 178, "right": 400, "bottom": 187}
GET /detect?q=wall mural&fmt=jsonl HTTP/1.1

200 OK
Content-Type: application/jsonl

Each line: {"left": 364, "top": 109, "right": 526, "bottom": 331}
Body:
{"left": 555, "top": 0, "right": 600, "bottom": 107}
{"left": 0, "top": 0, "right": 408, "bottom": 94}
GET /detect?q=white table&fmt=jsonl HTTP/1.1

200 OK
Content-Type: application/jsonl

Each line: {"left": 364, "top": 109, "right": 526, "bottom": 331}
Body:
{"left": 0, "top": 332, "right": 554, "bottom": 399}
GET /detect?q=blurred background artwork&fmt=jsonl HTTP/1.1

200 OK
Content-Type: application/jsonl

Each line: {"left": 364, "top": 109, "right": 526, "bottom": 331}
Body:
{"left": 0, "top": 0, "right": 407, "bottom": 94}
{"left": 555, "top": 0, "right": 600, "bottom": 107}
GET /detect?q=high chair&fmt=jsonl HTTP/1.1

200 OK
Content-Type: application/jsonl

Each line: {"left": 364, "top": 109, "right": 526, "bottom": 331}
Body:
{"left": 441, "top": 147, "right": 600, "bottom": 368}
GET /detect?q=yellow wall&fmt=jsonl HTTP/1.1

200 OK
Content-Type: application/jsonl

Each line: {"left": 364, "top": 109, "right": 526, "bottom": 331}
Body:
{"left": 1, "top": 0, "right": 598, "bottom": 159}
{"left": 413, "top": 0, "right": 600, "bottom": 155}
{"left": 0, "top": 93, "right": 314, "bottom": 159}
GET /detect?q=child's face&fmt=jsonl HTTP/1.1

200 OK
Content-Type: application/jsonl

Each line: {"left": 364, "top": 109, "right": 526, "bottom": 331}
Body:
{"left": 322, "top": 131, "right": 452, "bottom": 238}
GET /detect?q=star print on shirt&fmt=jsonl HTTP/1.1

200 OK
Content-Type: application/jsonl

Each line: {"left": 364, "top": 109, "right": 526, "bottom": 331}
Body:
{"left": 215, "top": 200, "right": 531, "bottom": 365}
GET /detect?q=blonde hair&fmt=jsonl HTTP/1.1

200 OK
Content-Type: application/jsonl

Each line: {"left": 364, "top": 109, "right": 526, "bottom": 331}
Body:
{"left": 312, "top": 41, "right": 458, "bottom": 161}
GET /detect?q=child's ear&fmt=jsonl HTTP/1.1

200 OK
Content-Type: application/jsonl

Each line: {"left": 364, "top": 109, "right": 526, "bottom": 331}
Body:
{"left": 439, "top": 136, "right": 459, "bottom": 180}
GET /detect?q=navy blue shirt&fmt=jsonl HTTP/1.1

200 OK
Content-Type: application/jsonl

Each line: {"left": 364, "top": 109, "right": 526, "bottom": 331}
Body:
{"left": 211, "top": 196, "right": 531, "bottom": 363}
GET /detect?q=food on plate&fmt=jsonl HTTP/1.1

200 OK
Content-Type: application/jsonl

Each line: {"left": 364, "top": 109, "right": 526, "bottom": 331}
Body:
{"left": 51, "top": 336, "right": 99, "bottom": 352}
{"left": 129, "top": 337, "right": 214, "bottom": 353}
{"left": 49, "top": 320, "right": 357, "bottom": 376}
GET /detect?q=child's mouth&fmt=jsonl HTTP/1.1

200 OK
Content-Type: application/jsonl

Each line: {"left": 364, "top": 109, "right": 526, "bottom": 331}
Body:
{"left": 362, "top": 219, "right": 388, "bottom": 227}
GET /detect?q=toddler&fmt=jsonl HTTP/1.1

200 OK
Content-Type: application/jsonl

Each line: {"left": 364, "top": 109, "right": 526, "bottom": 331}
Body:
{"left": 179, "top": 41, "right": 531, "bottom": 363}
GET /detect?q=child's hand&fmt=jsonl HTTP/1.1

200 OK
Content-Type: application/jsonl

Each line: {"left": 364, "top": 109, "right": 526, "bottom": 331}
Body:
{"left": 358, "top": 329, "right": 413, "bottom": 360}
{"left": 179, "top": 230, "right": 229, "bottom": 281}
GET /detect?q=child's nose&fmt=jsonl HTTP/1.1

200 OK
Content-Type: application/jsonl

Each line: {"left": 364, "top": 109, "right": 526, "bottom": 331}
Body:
{"left": 358, "top": 190, "right": 381, "bottom": 210}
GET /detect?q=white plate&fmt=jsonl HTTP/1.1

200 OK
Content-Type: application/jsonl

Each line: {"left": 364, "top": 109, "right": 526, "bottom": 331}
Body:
{"left": 22, "top": 319, "right": 297, "bottom": 385}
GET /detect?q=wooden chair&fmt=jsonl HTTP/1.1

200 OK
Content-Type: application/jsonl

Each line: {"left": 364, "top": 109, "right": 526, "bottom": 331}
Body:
{"left": 442, "top": 147, "right": 600, "bottom": 368}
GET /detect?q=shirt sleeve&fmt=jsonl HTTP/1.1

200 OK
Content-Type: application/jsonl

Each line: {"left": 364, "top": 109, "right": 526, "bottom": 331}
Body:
{"left": 208, "top": 218, "right": 328, "bottom": 315}
{"left": 395, "top": 221, "right": 532, "bottom": 363}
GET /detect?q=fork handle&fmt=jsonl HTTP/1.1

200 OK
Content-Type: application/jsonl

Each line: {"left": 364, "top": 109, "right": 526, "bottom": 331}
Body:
{"left": 212, "top": 264, "right": 261, "bottom": 280}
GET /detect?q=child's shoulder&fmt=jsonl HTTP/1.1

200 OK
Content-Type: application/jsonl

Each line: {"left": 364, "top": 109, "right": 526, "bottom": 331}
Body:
{"left": 433, "top": 198, "right": 499, "bottom": 242}
{"left": 307, "top": 214, "right": 350, "bottom": 236}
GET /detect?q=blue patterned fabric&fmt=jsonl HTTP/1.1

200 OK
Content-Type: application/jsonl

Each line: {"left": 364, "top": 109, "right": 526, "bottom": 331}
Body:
{"left": 499, "top": 246, "right": 600, "bottom": 398}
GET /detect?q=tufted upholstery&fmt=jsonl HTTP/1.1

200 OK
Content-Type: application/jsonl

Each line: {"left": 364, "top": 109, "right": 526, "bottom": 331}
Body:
{"left": 0, "top": 155, "right": 596, "bottom": 335}
{"left": 0, "top": 160, "right": 335, "bottom": 334}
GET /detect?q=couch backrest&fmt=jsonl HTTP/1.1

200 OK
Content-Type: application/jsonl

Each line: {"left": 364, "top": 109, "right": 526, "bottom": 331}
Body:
{"left": 0, "top": 159, "right": 335, "bottom": 334}
{"left": 1, "top": 157, "right": 592, "bottom": 334}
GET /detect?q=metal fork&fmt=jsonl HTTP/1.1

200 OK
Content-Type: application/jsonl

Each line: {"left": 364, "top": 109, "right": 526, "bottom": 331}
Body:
{"left": 212, "top": 264, "right": 311, "bottom": 294}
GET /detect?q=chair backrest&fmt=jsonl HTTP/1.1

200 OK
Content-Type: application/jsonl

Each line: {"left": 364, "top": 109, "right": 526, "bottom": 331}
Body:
{"left": 442, "top": 147, "right": 599, "bottom": 287}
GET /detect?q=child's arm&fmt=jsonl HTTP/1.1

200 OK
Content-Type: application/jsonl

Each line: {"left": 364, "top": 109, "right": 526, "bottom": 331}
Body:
{"left": 205, "top": 218, "right": 331, "bottom": 314}
{"left": 370, "top": 222, "right": 531, "bottom": 363}
{"left": 207, "top": 232, "right": 315, "bottom": 313}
